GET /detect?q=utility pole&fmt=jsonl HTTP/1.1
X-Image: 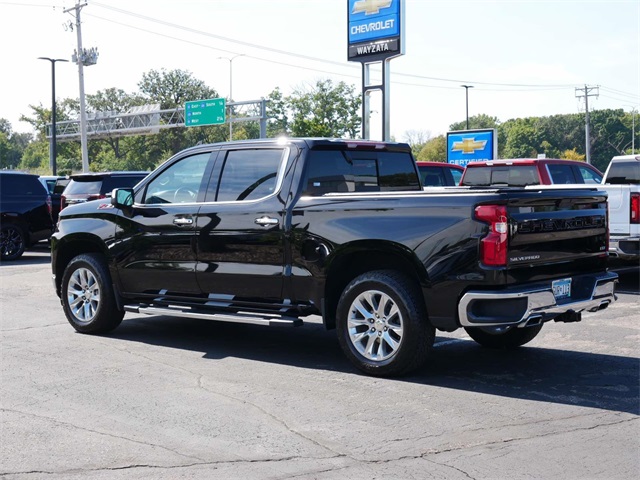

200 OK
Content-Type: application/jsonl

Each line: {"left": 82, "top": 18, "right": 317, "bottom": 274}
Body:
{"left": 64, "top": 1, "right": 98, "bottom": 173}
{"left": 575, "top": 85, "right": 599, "bottom": 164}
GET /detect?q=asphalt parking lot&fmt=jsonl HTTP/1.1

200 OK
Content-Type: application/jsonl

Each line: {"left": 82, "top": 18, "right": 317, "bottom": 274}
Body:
{"left": 1, "top": 245, "right": 639, "bottom": 479}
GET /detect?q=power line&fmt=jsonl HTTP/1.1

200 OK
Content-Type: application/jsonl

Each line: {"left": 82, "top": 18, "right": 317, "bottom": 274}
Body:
{"left": 600, "top": 86, "right": 640, "bottom": 100}
{"left": 89, "top": 1, "right": 579, "bottom": 90}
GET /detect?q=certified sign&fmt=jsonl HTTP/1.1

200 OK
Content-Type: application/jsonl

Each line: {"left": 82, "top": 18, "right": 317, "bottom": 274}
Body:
{"left": 447, "top": 129, "right": 498, "bottom": 167}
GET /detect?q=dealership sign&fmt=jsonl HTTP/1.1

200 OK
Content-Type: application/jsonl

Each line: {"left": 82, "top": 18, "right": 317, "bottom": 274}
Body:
{"left": 447, "top": 129, "right": 498, "bottom": 167}
{"left": 348, "top": 0, "right": 405, "bottom": 61}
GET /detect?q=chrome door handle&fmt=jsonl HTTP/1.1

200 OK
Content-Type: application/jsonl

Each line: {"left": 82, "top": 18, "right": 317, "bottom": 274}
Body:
{"left": 255, "top": 216, "right": 279, "bottom": 226}
{"left": 173, "top": 217, "right": 193, "bottom": 225}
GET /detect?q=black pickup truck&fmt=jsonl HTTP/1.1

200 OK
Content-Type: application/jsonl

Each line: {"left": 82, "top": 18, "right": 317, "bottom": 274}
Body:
{"left": 51, "top": 138, "right": 617, "bottom": 376}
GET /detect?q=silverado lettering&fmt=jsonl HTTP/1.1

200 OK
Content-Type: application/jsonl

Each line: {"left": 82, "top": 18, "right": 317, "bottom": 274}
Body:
{"left": 50, "top": 138, "right": 618, "bottom": 377}
{"left": 518, "top": 216, "right": 605, "bottom": 233}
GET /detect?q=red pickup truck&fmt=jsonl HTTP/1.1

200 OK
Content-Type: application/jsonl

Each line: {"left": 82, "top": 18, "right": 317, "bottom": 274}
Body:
{"left": 460, "top": 158, "right": 603, "bottom": 187}
{"left": 417, "top": 161, "right": 464, "bottom": 186}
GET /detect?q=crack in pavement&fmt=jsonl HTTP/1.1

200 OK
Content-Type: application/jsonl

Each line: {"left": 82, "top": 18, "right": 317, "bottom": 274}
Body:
{"left": 90, "top": 339, "right": 353, "bottom": 460}
{"left": 418, "top": 416, "right": 638, "bottom": 457}
{"left": 1, "top": 323, "right": 66, "bottom": 332}
{"left": 2, "top": 408, "right": 207, "bottom": 464}
{"left": 0, "top": 455, "right": 346, "bottom": 478}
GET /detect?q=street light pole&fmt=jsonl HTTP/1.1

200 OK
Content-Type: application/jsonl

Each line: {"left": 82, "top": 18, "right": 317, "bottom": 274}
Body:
{"left": 217, "top": 54, "right": 245, "bottom": 141}
{"left": 38, "top": 57, "right": 68, "bottom": 176}
{"left": 461, "top": 85, "right": 474, "bottom": 130}
{"left": 630, "top": 107, "right": 637, "bottom": 154}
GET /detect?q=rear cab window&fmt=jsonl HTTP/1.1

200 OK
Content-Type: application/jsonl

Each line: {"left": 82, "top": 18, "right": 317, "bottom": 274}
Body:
{"left": 462, "top": 165, "right": 539, "bottom": 187}
{"left": 303, "top": 149, "right": 420, "bottom": 195}
{"left": 605, "top": 161, "right": 640, "bottom": 184}
{"left": 64, "top": 179, "right": 102, "bottom": 195}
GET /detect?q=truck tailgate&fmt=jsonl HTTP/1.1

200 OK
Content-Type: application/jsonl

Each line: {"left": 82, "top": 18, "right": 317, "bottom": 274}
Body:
{"left": 603, "top": 185, "right": 631, "bottom": 236}
{"left": 506, "top": 188, "right": 608, "bottom": 268}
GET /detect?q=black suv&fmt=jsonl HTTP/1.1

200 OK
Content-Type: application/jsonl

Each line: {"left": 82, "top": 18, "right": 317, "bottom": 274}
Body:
{"left": 61, "top": 171, "right": 148, "bottom": 210}
{"left": 0, "top": 171, "right": 54, "bottom": 260}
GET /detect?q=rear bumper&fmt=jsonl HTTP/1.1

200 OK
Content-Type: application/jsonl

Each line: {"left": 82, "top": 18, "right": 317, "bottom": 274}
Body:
{"left": 609, "top": 235, "right": 640, "bottom": 262}
{"left": 458, "top": 271, "right": 618, "bottom": 328}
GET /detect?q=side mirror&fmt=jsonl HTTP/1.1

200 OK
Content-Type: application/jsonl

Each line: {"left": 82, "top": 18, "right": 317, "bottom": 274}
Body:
{"left": 111, "top": 188, "right": 134, "bottom": 207}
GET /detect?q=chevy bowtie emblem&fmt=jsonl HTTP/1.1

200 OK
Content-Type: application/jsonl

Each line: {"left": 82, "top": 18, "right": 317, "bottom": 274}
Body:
{"left": 352, "top": 0, "right": 393, "bottom": 15}
{"left": 451, "top": 137, "right": 487, "bottom": 154}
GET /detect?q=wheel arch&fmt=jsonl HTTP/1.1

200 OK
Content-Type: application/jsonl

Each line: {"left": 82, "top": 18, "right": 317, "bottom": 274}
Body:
{"left": 322, "top": 241, "right": 429, "bottom": 330}
{"left": 52, "top": 235, "right": 110, "bottom": 297}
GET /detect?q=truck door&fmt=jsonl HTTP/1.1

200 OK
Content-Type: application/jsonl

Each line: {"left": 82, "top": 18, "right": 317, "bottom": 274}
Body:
{"left": 194, "top": 146, "right": 294, "bottom": 305}
{"left": 115, "top": 151, "right": 214, "bottom": 298}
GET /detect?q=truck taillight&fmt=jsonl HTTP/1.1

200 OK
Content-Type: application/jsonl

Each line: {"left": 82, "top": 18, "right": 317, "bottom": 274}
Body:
{"left": 631, "top": 193, "right": 640, "bottom": 224}
{"left": 60, "top": 195, "right": 67, "bottom": 210}
{"left": 475, "top": 204, "right": 508, "bottom": 267}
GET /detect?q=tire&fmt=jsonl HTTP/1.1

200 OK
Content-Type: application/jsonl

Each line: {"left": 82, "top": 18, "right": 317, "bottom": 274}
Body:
{"left": 464, "top": 324, "right": 543, "bottom": 349}
{"left": 336, "top": 270, "right": 435, "bottom": 377}
{"left": 0, "top": 224, "right": 26, "bottom": 261}
{"left": 61, "top": 253, "right": 124, "bottom": 334}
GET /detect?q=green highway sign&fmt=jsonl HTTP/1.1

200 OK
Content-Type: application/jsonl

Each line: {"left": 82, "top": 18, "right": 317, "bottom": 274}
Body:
{"left": 184, "top": 98, "right": 226, "bottom": 127}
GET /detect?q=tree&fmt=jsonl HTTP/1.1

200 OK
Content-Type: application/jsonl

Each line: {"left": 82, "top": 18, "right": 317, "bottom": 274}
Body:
{"left": 501, "top": 118, "right": 538, "bottom": 158}
{"left": 135, "top": 68, "right": 222, "bottom": 162}
{"left": 0, "top": 119, "right": 33, "bottom": 169}
{"left": 139, "top": 68, "right": 217, "bottom": 110}
{"left": 402, "top": 130, "right": 432, "bottom": 157}
{"left": 269, "top": 79, "right": 361, "bottom": 138}
{"left": 416, "top": 135, "right": 446, "bottom": 162}
{"left": 449, "top": 114, "right": 500, "bottom": 132}
{"left": 265, "top": 87, "right": 289, "bottom": 138}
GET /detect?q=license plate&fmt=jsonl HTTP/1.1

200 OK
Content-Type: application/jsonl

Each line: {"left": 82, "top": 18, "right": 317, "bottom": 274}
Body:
{"left": 552, "top": 278, "right": 572, "bottom": 300}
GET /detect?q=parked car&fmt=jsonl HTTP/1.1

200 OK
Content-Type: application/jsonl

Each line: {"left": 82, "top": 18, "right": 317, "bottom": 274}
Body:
{"left": 600, "top": 154, "right": 640, "bottom": 270}
{"left": 60, "top": 171, "right": 149, "bottom": 210}
{"left": 417, "top": 161, "right": 464, "bottom": 186}
{"left": 50, "top": 177, "right": 70, "bottom": 224}
{"left": 38, "top": 175, "right": 64, "bottom": 195}
{"left": 460, "top": 158, "right": 603, "bottom": 187}
{"left": 1, "top": 171, "right": 54, "bottom": 260}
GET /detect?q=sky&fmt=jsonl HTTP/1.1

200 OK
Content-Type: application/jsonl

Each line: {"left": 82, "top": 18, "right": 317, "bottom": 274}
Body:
{"left": 1, "top": 0, "right": 639, "bottom": 142}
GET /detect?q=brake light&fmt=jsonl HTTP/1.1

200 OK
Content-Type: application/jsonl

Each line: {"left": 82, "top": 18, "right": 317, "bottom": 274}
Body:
{"left": 631, "top": 193, "right": 640, "bottom": 224}
{"left": 61, "top": 195, "right": 67, "bottom": 210}
{"left": 475, "top": 204, "right": 508, "bottom": 266}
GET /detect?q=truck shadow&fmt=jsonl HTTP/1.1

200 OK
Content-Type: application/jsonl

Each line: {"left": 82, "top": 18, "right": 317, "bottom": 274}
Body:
{"left": 109, "top": 316, "right": 639, "bottom": 416}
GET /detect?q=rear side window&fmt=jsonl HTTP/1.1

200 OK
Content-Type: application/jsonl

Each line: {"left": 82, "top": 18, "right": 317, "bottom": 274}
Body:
{"left": 419, "top": 166, "right": 447, "bottom": 186}
{"left": 216, "top": 149, "right": 284, "bottom": 202}
{"left": 462, "top": 165, "right": 539, "bottom": 186}
{"left": 303, "top": 150, "right": 420, "bottom": 195}
{"left": 547, "top": 164, "right": 577, "bottom": 184}
{"left": 0, "top": 175, "right": 45, "bottom": 196}
{"left": 605, "top": 161, "right": 640, "bottom": 185}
